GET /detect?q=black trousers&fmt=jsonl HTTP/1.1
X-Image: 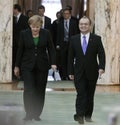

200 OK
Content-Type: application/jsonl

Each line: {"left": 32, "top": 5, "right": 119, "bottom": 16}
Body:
{"left": 74, "top": 72, "right": 98, "bottom": 118}
{"left": 60, "top": 42, "right": 69, "bottom": 79}
{"left": 22, "top": 67, "right": 48, "bottom": 118}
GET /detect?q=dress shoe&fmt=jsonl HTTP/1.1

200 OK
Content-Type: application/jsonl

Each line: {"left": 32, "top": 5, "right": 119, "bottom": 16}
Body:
{"left": 74, "top": 114, "right": 79, "bottom": 121}
{"left": 34, "top": 117, "right": 41, "bottom": 121}
{"left": 23, "top": 116, "right": 32, "bottom": 121}
{"left": 85, "top": 117, "right": 93, "bottom": 122}
{"left": 78, "top": 117, "right": 84, "bottom": 124}
{"left": 74, "top": 114, "right": 84, "bottom": 124}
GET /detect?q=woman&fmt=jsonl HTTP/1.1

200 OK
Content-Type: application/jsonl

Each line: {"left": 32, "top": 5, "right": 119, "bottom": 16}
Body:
{"left": 14, "top": 15, "right": 56, "bottom": 121}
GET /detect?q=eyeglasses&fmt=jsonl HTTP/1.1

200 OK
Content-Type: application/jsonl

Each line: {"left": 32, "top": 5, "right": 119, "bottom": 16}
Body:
{"left": 79, "top": 23, "right": 89, "bottom": 26}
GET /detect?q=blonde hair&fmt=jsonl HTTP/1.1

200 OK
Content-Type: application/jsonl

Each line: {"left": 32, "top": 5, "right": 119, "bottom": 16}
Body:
{"left": 28, "top": 15, "right": 43, "bottom": 26}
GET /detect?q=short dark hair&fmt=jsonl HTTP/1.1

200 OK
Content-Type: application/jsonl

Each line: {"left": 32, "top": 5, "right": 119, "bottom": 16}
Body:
{"left": 26, "top": 10, "right": 33, "bottom": 16}
{"left": 38, "top": 5, "right": 45, "bottom": 10}
{"left": 80, "top": 16, "right": 92, "bottom": 25}
{"left": 66, "top": 5, "right": 72, "bottom": 10}
{"left": 63, "top": 8, "right": 71, "bottom": 14}
{"left": 13, "top": 4, "right": 21, "bottom": 12}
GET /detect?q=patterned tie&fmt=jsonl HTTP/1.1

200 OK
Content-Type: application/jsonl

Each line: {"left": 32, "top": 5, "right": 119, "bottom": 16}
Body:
{"left": 65, "top": 20, "right": 68, "bottom": 31}
{"left": 82, "top": 36, "right": 87, "bottom": 55}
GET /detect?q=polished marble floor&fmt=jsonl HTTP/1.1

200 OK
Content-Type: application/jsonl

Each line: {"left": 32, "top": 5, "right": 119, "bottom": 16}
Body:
{"left": 0, "top": 81, "right": 120, "bottom": 125}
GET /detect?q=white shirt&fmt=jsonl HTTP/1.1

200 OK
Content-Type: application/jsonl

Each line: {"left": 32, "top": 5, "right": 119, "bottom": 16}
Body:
{"left": 41, "top": 16, "right": 45, "bottom": 29}
{"left": 16, "top": 13, "right": 21, "bottom": 22}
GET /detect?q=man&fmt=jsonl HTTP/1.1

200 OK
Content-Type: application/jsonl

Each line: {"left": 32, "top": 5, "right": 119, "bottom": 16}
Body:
{"left": 38, "top": 5, "right": 51, "bottom": 31}
{"left": 13, "top": 4, "right": 29, "bottom": 80}
{"left": 66, "top": 5, "right": 78, "bottom": 24}
{"left": 68, "top": 16, "right": 105, "bottom": 124}
{"left": 56, "top": 8, "right": 79, "bottom": 80}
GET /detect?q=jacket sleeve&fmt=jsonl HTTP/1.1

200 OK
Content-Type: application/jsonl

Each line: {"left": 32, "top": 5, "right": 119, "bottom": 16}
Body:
{"left": 15, "top": 31, "right": 24, "bottom": 67}
{"left": 97, "top": 36, "right": 106, "bottom": 70}
{"left": 47, "top": 30, "right": 56, "bottom": 65}
{"left": 68, "top": 37, "right": 74, "bottom": 75}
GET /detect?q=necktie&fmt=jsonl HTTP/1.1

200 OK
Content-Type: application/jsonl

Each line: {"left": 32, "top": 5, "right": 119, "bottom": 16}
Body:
{"left": 64, "top": 20, "right": 69, "bottom": 41}
{"left": 82, "top": 36, "right": 87, "bottom": 55}
{"left": 65, "top": 20, "right": 68, "bottom": 31}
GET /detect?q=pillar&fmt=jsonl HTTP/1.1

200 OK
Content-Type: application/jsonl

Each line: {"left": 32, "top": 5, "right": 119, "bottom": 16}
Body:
{"left": 87, "top": 0, "right": 95, "bottom": 32}
{"left": 0, "top": 0, "right": 13, "bottom": 82}
{"left": 95, "top": 0, "right": 120, "bottom": 84}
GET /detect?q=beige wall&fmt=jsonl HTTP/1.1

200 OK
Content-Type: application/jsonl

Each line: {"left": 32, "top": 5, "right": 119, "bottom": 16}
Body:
{"left": 13, "top": 0, "right": 18, "bottom": 4}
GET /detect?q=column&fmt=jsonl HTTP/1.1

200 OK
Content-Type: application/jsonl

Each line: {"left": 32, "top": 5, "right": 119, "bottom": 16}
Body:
{"left": 87, "top": 0, "right": 95, "bottom": 32}
{"left": 0, "top": 0, "right": 13, "bottom": 82}
{"left": 95, "top": 0, "right": 120, "bottom": 84}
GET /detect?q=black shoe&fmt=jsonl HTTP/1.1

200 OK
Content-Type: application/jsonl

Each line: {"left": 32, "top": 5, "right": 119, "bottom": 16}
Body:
{"left": 74, "top": 114, "right": 78, "bottom": 121}
{"left": 23, "top": 116, "right": 32, "bottom": 121}
{"left": 78, "top": 117, "right": 84, "bottom": 124}
{"left": 85, "top": 117, "right": 93, "bottom": 122}
{"left": 74, "top": 114, "right": 84, "bottom": 124}
{"left": 34, "top": 117, "right": 41, "bottom": 121}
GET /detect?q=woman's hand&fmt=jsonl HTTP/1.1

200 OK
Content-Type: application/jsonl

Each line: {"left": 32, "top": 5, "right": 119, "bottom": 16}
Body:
{"left": 14, "top": 66, "right": 20, "bottom": 78}
{"left": 51, "top": 65, "right": 57, "bottom": 71}
{"left": 69, "top": 75, "right": 74, "bottom": 80}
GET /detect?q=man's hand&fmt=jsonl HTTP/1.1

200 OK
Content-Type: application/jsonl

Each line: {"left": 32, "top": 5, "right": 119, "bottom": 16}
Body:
{"left": 56, "top": 45, "right": 60, "bottom": 50}
{"left": 51, "top": 65, "right": 57, "bottom": 71}
{"left": 98, "top": 69, "right": 105, "bottom": 79}
{"left": 14, "top": 66, "right": 20, "bottom": 77}
{"left": 69, "top": 75, "right": 74, "bottom": 80}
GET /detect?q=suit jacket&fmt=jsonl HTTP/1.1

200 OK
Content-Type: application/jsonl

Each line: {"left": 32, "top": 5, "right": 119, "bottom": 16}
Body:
{"left": 51, "top": 19, "right": 59, "bottom": 47}
{"left": 57, "top": 18, "right": 79, "bottom": 47}
{"left": 44, "top": 16, "right": 51, "bottom": 31}
{"left": 68, "top": 33, "right": 105, "bottom": 81}
{"left": 13, "top": 14, "right": 29, "bottom": 47}
{"left": 15, "top": 28, "right": 56, "bottom": 71}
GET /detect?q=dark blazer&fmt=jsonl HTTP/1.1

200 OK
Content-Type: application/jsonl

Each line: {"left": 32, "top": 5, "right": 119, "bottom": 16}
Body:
{"left": 57, "top": 18, "right": 79, "bottom": 47}
{"left": 44, "top": 16, "right": 51, "bottom": 31}
{"left": 51, "top": 19, "right": 59, "bottom": 47}
{"left": 13, "top": 14, "right": 29, "bottom": 46}
{"left": 15, "top": 28, "right": 56, "bottom": 71}
{"left": 68, "top": 33, "right": 105, "bottom": 81}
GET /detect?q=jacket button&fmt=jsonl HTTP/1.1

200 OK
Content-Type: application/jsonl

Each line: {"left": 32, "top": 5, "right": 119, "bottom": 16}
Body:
{"left": 35, "top": 53, "right": 37, "bottom": 56}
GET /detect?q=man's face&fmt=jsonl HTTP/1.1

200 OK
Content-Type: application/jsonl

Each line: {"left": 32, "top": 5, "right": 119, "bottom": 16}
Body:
{"left": 79, "top": 18, "right": 91, "bottom": 34}
{"left": 63, "top": 10, "right": 71, "bottom": 20}
{"left": 38, "top": 9, "right": 45, "bottom": 17}
{"left": 13, "top": 9, "right": 18, "bottom": 16}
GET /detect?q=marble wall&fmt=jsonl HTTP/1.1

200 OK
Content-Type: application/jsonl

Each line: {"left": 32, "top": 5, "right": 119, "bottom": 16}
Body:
{"left": 0, "top": 0, "right": 13, "bottom": 82}
{"left": 0, "top": 0, "right": 120, "bottom": 84}
{"left": 95, "top": 0, "right": 120, "bottom": 84}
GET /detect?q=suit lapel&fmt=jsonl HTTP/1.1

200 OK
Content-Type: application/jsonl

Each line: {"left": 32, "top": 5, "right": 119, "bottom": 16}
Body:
{"left": 87, "top": 33, "right": 93, "bottom": 50}
{"left": 27, "top": 29, "right": 35, "bottom": 45}
{"left": 85, "top": 33, "right": 93, "bottom": 54}
{"left": 77, "top": 34, "right": 84, "bottom": 54}
{"left": 38, "top": 29, "right": 45, "bottom": 46}
{"left": 17, "top": 14, "right": 23, "bottom": 24}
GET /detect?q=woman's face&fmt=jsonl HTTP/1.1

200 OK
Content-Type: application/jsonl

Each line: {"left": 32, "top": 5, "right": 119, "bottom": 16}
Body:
{"left": 30, "top": 23, "right": 41, "bottom": 36}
